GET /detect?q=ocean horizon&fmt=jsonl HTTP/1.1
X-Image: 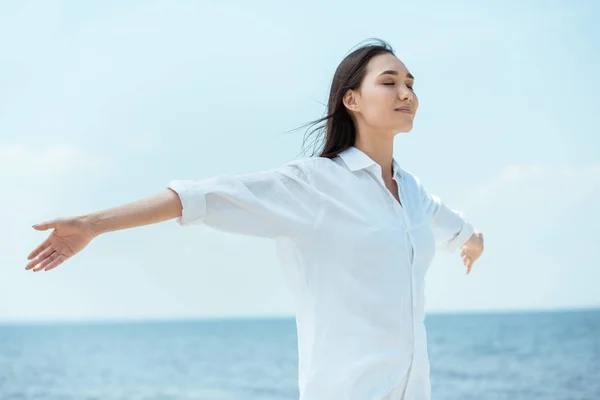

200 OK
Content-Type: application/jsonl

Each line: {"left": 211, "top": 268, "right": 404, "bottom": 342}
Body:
{"left": 1, "top": 308, "right": 598, "bottom": 399}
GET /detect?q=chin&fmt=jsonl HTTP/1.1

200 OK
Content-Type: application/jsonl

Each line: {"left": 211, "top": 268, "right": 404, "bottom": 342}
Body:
{"left": 394, "top": 123, "right": 414, "bottom": 134}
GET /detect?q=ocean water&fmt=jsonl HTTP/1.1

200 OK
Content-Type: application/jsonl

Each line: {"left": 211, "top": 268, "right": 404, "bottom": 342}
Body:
{"left": 0, "top": 309, "right": 598, "bottom": 400}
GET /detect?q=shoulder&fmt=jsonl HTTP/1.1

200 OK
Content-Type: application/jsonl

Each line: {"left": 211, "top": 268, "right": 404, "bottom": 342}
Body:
{"left": 272, "top": 157, "right": 346, "bottom": 186}
{"left": 399, "top": 167, "right": 419, "bottom": 185}
{"left": 280, "top": 156, "right": 341, "bottom": 175}
{"left": 398, "top": 167, "right": 426, "bottom": 194}
{"left": 283, "top": 156, "right": 336, "bottom": 168}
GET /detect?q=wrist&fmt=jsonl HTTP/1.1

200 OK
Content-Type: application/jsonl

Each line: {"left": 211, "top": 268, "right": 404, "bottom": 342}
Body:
{"left": 468, "top": 229, "right": 483, "bottom": 247}
{"left": 78, "top": 213, "right": 104, "bottom": 238}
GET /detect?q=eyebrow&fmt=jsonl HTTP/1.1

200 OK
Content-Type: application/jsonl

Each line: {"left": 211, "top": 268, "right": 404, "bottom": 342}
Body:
{"left": 378, "top": 70, "right": 415, "bottom": 80}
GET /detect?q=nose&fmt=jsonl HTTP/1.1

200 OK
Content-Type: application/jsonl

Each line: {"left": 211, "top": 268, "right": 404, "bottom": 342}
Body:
{"left": 398, "top": 85, "right": 414, "bottom": 102}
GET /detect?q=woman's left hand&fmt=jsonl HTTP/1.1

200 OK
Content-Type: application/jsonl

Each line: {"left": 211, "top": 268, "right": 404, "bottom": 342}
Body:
{"left": 461, "top": 229, "right": 484, "bottom": 274}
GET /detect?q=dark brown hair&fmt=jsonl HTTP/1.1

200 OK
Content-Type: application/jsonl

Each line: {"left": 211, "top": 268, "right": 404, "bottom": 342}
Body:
{"left": 294, "top": 38, "right": 396, "bottom": 159}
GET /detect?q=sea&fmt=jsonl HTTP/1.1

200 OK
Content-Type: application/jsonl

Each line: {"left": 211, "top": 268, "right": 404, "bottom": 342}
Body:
{"left": 0, "top": 309, "right": 598, "bottom": 400}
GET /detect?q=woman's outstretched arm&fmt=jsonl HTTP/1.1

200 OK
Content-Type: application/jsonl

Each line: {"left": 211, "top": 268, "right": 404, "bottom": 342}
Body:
{"left": 25, "top": 189, "right": 183, "bottom": 272}
{"left": 416, "top": 178, "right": 484, "bottom": 274}
{"left": 82, "top": 189, "right": 182, "bottom": 235}
{"left": 27, "top": 159, "right": 321, "bottom": 272}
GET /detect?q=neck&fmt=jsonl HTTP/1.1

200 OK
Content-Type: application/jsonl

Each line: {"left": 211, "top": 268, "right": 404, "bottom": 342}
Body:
{"left": 354, "top": 134, "right": 395, "bottom": 181}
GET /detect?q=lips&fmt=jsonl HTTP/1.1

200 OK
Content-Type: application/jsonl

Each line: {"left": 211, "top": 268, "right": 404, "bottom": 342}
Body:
{"left": 395, "top": 107, "right": 413, "bottom": 114}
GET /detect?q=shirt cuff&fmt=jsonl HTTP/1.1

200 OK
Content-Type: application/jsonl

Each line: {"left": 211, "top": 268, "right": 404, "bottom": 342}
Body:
{"left": 438, "top": 211, "right": 475, "bottom": 253}
{"left": 167, "top": 180, "right": 207, "bottom": 226}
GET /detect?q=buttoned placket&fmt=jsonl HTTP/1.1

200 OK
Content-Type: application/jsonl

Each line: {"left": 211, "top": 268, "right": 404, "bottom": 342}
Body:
{"left": 396, "top": 172, "right": 418, "bottom": 393}
{"left": 367, "top": 167, "right": 418, "bottom": 398}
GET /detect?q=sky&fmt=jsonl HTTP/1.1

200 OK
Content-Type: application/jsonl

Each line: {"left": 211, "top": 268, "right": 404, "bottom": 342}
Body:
{"left": 1, "top": 0, "right": 599, "bottom": 323}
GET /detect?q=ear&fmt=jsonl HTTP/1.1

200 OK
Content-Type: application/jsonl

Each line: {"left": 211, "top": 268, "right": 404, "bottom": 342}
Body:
{"left": 342, "top": 89, "right": 360, "bottom": 113}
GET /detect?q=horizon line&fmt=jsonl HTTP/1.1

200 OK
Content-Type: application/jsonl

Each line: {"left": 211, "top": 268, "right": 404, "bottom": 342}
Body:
{"left": 1, "top": 305, "right": 599, "bottom": 326}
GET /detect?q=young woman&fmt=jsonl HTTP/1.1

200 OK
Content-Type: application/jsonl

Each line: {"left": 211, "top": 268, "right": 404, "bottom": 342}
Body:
{"left": 25, "top": 39, "right": 484, "bottom": 400}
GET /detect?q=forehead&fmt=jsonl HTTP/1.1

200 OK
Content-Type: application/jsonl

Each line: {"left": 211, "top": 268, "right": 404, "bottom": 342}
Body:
{"left": 366, "top": 53, "right": 409, "bottom": 76}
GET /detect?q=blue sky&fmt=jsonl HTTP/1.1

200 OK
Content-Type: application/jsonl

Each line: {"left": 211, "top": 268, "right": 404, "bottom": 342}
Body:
{"left": 1, "top": 0, "right": 599, "bottom": 322}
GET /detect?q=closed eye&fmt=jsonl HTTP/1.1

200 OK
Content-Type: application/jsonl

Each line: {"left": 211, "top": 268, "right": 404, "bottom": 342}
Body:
{"left": 384, "top": 82, "right": 414, "bottom": 90}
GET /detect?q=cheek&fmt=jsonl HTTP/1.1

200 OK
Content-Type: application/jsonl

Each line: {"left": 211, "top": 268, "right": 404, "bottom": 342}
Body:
{"left": 363, "top": 89, "right": 396, "bottom": 116}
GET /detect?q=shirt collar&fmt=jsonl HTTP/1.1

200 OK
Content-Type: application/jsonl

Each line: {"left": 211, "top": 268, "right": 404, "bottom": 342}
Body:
{"left": 338, "top": 145, "right": 402, "bottom": 179}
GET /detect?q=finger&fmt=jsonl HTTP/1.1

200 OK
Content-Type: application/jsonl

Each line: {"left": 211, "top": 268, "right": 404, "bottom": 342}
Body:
{"left": 44, "top": 255, "right": 67, "bottom": 272}
{"left": 26, "top": 245, "right": 54, "bottom": 270}
{"left": 32, "top": 251, "right": 59, "bottom": 272}
{"left": 32, "top": 251, "right": 58, "bottom": 272}
{"left": 466, "top": 258, "right": 474, "bottom": 274}
{"left": 463, "top": 256, "right": 471, "bottom": 273}
{"left": 32, "top": 220, "right": 57, "bottom": 231}
{"left": 27, "top": 237, "right": 51, "bottom": 260}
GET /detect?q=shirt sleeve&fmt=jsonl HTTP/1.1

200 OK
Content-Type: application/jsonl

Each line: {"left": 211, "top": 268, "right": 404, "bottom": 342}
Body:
{"left": 418, "top": 179, "right": 475, "bottom": 253}
{"left": 165, "top": 161, "right": 321, "bottom": 239}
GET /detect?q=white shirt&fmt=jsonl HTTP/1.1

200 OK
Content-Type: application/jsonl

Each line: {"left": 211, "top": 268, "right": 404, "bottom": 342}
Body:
{"left": 167, "top": 145, "right": 475, "bottom": 400}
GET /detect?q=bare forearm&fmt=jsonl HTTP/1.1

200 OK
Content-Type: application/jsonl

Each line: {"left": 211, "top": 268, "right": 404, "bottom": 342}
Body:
{"left": 81, "top": 189, "right": 182, "bottom": 236}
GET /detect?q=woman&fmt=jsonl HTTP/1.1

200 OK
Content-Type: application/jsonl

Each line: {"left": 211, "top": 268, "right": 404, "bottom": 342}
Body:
{"left": 25, "top": 39, "right": 484, "bottom": 400}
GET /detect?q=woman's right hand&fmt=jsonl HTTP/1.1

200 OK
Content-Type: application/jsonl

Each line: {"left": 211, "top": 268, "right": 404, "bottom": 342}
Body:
{"left": 25, "top": 216, "right": 98, "bottom": 272}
